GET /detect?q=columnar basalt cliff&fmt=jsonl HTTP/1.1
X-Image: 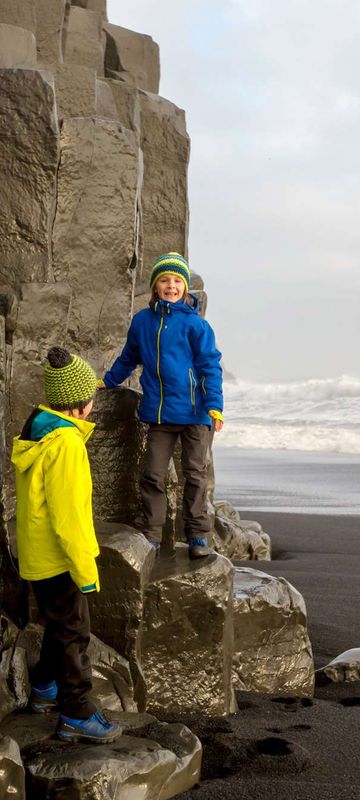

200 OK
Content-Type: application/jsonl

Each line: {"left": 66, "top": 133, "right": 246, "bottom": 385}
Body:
{"left": 0, "top": 2, "right": 314, "bottom": 797}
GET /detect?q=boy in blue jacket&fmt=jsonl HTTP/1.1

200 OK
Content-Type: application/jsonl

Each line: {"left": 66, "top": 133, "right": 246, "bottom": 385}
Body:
{"left": 100, "top": 253, "right": 223, "bottom": 558}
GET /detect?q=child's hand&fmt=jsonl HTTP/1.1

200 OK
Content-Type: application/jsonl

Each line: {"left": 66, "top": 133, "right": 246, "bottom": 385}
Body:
{"left": 97, "top": 379, "right": 106, "bottom": 390}
{"left": 213, "top": 418, "right": 223, "bottom": 432}
{"left": 209, "top": 410, "right": 224, "bottom": 432}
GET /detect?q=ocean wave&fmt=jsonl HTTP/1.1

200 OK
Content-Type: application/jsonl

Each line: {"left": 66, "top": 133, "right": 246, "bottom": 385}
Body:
{"left": 222, "top": 375, "right": 360, "bottom": 453}
{"left": 224, "top": 374, "right": 360, "bottom": 401}
{"left": 218, "top": 421, "right": 360, "bottom": 454}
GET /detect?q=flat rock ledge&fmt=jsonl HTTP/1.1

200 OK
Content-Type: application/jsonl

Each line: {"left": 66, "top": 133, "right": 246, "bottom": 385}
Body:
{"left": 233, "top": 567, "right": 315, "bottom": 697}
{"left": 316, "top": 648, "right": 360, "bottom": 684}
{"left": 1, "top": 711, "right": 201, "bottom": 800}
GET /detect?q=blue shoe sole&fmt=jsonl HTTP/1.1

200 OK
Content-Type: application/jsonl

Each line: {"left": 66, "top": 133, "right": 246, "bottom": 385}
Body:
{"left": 57, "top": 728, "right": 120, "bottom": 744}
{"left": 30, "top": 700, "right": 58, "bottom": 714}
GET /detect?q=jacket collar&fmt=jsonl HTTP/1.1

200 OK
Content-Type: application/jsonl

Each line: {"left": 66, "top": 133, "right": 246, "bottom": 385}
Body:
{"left": 38, "top": 405, "right": 95, "bottom": 442}
{"left": 150, "top": 294, "right": 199, "bottom": 316}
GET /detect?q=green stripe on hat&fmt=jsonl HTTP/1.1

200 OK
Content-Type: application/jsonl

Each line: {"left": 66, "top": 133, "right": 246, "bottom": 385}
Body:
{"left": 150, "top": 252, "right": 190, "bottom": 292}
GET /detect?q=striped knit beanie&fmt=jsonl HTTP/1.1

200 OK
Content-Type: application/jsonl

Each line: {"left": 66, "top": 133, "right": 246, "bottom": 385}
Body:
{"left": 44, "top": 347, "right": 97, "bottom": 408}
{"left": 150, "top": 252, "right": 190, "bottom": 293}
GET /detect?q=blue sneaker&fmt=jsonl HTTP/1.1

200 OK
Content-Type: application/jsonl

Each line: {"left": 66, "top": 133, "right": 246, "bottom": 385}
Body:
{"left": 56, "top": 709, "right": 121, "bottom": 744}
{"left": 188, "top": 537, "right": 210, "bottom": 559}
{"left": 30, "top": 680, "right": 58, "bottom": 713}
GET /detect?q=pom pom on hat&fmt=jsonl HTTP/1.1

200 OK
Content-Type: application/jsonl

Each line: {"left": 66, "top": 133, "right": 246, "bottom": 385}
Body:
{"left": 150, "top": 252, "right": 190, "bottom": 293}
{"left": 44, "top": 346, "right": 97, "bottom": 408}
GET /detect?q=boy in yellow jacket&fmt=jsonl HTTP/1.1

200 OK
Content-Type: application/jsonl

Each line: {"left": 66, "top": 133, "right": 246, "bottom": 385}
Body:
{"left": 11, "top": 346, "right": 119, "bottom": 744}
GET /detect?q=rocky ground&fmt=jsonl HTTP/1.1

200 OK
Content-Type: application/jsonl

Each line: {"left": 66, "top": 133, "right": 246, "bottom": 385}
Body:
{"left": 173, "top": 512, "right": 360, "bottom": 800}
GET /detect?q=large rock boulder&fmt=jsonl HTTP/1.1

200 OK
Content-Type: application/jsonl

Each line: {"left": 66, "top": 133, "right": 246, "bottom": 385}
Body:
{"left": 88, "top": 388, "right": 178, "bottom": 548}
{"left": 90, "top": 522, "right": 155, "bottom": 711}
{"left": 2, "top": 711, "right": 201, "bottom": 800}
{"left": 141, "top": 547, "right": 236, "bottom": 716}
{"left": 88, "top": 388, "right": 146, "bottom": 524}
{"left": 316, "top": 649, "right": 360, "bottom": 684}
{"left": 233, "top": 567, "right": 314, "bottom": 697}
{"left": 0, "top": 617, "right": 137, "bottom": 716}
{"left": 213, "top": 500, "right": 271, "bottom": 561}
{"left": 0, "top": 735, "right": 25, "bottom": 799}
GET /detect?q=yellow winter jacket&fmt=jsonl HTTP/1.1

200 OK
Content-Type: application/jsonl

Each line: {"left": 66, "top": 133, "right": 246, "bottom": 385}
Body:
{"left": 11, "top": 405, "right": 100, "bottom": 592}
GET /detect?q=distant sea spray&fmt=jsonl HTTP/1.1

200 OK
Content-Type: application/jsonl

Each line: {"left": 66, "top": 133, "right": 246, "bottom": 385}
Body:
{"left": 220, "top": 375, "right": 360, "bottom": 454}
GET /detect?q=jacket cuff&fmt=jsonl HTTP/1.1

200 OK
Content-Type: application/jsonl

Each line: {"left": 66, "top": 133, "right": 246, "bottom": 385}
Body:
{"left": 80, "top": 579, "right": 100, "bottom": 593}
{"left": 208, "top": 410, "right": 224, "bottom": 422}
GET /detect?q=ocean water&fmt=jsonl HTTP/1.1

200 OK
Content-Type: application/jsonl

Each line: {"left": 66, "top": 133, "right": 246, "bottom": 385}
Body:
{"left": 213, "top": 375, "right": 360, "bottom": 514}
{"left": 213, "top": 447, "right": 360, "bottom": 515}
{"left": 221, "top": 374, "right": 360, "bottom": 454}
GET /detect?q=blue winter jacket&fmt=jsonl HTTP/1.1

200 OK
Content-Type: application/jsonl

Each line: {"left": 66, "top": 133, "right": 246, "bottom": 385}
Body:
{"left": 103, "top": 296, "right": 223, "bottom": 426}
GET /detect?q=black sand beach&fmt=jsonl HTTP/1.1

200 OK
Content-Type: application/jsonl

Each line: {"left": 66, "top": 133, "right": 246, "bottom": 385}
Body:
{"left": 175, "top": 512, "right": 360, "bottom": 800}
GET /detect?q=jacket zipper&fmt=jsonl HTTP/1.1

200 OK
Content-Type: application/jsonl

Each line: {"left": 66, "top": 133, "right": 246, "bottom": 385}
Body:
{"left": 189, "top": 368, "right": 197, "bottom": 412}
{"left": 157, "top": 309, "right": 165, "bottom": 423}
{"left": 201, "top": 375, "right": 206, "bottom": 395}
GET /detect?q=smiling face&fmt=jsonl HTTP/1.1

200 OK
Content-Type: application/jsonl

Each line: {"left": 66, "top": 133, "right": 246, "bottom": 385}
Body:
{"left": 155, "top": 274, "right": 186, "bottom": 302}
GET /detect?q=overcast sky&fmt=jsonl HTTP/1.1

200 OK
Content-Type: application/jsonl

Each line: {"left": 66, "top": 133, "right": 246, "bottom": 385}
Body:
{"left": 107, "top": 0, "right": 360, "bottom": 381}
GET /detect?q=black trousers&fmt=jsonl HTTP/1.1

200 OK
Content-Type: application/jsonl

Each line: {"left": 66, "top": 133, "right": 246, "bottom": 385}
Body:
{"left": 140, "top": 423, "right": 210, "bottom": 542}
{"left": 31, "top": 572, "right": 96, "bottom": 718}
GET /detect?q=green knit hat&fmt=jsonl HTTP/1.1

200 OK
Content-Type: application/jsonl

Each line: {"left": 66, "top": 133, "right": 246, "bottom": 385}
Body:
{"left": 150, "top": 252, "right": 190, "bottom": 293}
{"left": 44, "top": 347, "right": 97, "bottom": 409}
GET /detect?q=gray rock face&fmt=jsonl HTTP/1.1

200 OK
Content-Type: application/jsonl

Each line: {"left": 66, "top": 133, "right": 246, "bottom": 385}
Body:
{"left": 52, "top": 116, "right": 140, "bottom": 370}
{"left": 96, "top": 77, "right": 119, "bottom": 119}
{"left": 0, "top": 25, "right": 37, "bottom": 69}
{"left": 35, "top": 0, "right": 67, "bottom": 66}
{"left": 72, "top": 0, "right": 108, "bottom": 15}
{"left": 0, "top": 69, "right": 59, "bottom": 292}
{"left": 106, "top": 78, "right": 140, "bottom": 131}
{"left": 0, "top": 735, "right": 25, "bottom": 799}
{"left": 89, "top": 388, "right": 147, "bottom": 523}
{"left": 54, "top": 63, "right": 96, "bottom": 117}
{"left": 0, "top": 1, "right": 36, "bottom": 33}
{"left": 4, "top": 283, "right": 71, "bottom": 520}
{"left": 104, "top": 22, "right": 160, "bottom": 93}
{"left": 316, "top": 648, "right": 360, "bottom": 683}
{"left": 64, "top": 6, "right": 105, "bottom": 74}
{"left": 141, "top": 548, "right": 236, "bottom": 715}
{"left": 139, "top": 92, "right": 190, "bottom": 277}
{"left": 233, "top": 567, "right": 314, "bottom": 697}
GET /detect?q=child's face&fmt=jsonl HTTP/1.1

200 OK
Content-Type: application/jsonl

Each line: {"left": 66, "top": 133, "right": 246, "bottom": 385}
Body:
{"left": 155, "top": 274, "right": 186, "bottom": 302}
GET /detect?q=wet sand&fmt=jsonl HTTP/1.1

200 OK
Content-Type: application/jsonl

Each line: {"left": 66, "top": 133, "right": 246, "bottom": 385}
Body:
{"left": 175, "top": 512, "right": 360, "bottom": 800}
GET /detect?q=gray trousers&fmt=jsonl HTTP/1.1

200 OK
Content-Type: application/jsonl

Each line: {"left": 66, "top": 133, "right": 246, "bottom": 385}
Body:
{"left": 140, "top": 423, "right": 210, "bottom": 542}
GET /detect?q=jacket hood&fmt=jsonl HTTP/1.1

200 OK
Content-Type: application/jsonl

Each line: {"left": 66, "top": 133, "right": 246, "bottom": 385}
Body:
{"left": 11, "top": 405, "right": 95, "bottom": 474}
{"left": 149, "top": 294, "right": 199, "bottom": 316}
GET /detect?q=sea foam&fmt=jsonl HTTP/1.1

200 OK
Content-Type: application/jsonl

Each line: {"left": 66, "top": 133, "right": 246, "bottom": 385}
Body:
{"left": 221, "top": 375, "right": 360, "bottom": 453}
